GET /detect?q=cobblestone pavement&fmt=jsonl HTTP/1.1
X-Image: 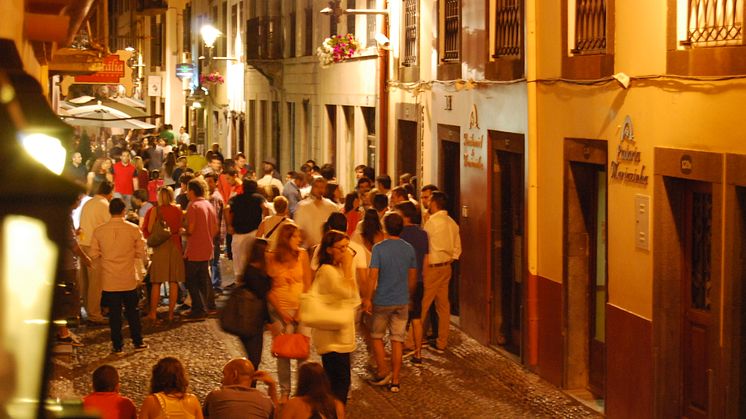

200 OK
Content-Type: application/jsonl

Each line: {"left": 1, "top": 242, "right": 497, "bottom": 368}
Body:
{"left": 49, "top": 258, "right": 602, "bottom": 418}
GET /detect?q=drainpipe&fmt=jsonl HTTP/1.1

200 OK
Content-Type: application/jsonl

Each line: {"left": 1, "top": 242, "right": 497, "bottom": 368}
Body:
{"left": 377, "top": 1, "right": 388, "bottom": 174}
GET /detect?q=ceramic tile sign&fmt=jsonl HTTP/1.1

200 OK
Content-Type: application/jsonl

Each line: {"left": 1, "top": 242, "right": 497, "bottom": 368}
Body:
{"left": 610, "top": 115, "right": 648, "bottom": 185}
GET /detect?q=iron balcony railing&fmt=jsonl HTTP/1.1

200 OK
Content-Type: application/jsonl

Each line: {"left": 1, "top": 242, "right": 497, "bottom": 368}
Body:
{"left": 442, "top": 0, "right": 460, "bottom": 61}
{"left": 572, "top": 0, "right": 606, "bottom": 54}
{"left": 494, "top": 0, "right": 522, "bottom": 57}
{"left": 682, "top": 0, "right": 743, "bottom": 46}
{"left": 403, "top": 0, "right": 418, "bottom": 66}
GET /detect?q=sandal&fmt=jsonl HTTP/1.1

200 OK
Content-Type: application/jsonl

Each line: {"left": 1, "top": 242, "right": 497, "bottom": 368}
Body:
{"left": 388, "top": 383, "right": 400, "bottom": 393}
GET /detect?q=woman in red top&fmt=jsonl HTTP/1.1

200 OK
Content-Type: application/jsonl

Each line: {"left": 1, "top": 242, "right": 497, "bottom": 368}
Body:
{"left": 142, "top": 186, "right": 184, "bottom": 322}
{"left": 343, "top": 192, "right": 362, "bottom": 237}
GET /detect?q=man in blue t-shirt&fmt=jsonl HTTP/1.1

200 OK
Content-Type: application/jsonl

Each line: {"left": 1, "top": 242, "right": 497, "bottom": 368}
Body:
{"left": 364, "top": 213, "right": 417, "bottom": 393}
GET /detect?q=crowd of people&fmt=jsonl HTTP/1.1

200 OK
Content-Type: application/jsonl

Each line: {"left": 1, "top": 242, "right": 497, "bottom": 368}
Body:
{"left": 58, "top": 124, "right": 462, "bottom": 418}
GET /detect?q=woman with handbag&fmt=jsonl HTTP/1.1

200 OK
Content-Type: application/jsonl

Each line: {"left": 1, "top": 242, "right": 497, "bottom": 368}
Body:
{"left": 235, "top": 238, "right": 274, "bottom": 369}
{"left": 266, "top": 223, "right": 312, "bottom": 403}
{"left": 307, "top": 230, "right": 359, "bottom": 404}
{"left": 142, "top": 186, "right": 185, "bottom": 323}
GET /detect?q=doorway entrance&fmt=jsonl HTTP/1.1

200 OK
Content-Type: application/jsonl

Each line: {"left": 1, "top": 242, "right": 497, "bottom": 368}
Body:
{"left": 397, "top": 120, "right": 418, "bottom": 180}
{"left": 438, "top": 124, "right": 461, "bottom": 316}
{"left": 653, "top": 148, "right": 723, "bottom": 418}
{"left": 563, "top": 139, "right": 607, "bottom": 399}
{"left": 489, "top": 131, "right": 525, "bottom": 356}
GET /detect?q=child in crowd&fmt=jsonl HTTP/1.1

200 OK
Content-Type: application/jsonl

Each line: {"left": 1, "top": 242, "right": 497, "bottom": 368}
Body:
{"left": 147, "top": 170, "right": 164, "bottom": 203}
{"left": 83, "top": 365, "right": 137, "bottom": 419}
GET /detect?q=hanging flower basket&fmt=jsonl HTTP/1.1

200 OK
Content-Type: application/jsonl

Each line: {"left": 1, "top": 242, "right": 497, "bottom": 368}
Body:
{"left": 316, "top": 34, "right": 362, "bottom": 68}
{"left": 200, "top": 71, "right": 225, "bottom": 86}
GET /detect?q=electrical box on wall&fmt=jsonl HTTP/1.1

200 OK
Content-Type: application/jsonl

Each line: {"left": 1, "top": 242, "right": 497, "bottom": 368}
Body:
{"left": 635, "top": 194, "right": 650, "bottom": 250}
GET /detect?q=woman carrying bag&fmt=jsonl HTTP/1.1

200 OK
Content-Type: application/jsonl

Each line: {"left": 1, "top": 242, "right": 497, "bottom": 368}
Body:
{"left": 303, "top": 230, "right": 360, "bottom": 404}
{"left": 142, "top": 186, "right": 185, "bottom": 323}
{"left": 266, "top": 223, "right": 312, "bottom": 403}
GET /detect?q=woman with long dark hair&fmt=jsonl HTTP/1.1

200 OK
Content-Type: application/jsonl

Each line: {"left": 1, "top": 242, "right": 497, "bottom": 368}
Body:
{"left": 342, "top": 192, "right": 362, "bottom": 237}
{"left": 87, "top": 157, "right": 113, "bottom": 196}
{"left": 352, "top": 209, "right": 384, "bottom": 252}
{"left": 266, "top": 223, "right": 312, "bottom": 402}
{"left": 139, "top": 357, "right": 203, "bottom": 418}
{"left": 280, "top": 362, "right": 344, "bottom": 419}
{"left": 238, "top": 238, "right": 274, "bottom": 369}
{"left": 310, "top": 230, "right": 359, "bottom": 404}
{"left": 161, "top": 151, "right": 177, "bottom": 187}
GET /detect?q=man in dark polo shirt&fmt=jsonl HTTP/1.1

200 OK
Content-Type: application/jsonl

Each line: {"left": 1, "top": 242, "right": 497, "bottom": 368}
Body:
{"left": 203, "top": 358, "right": 276, "bottom": 418}
{"left": 225, "top": 179, "right": 267, "bottom": 284}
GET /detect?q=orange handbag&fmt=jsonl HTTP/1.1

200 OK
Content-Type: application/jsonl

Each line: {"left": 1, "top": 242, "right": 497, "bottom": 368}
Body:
{"left": 271, "top": 333, "right": 310, "bottom": 359}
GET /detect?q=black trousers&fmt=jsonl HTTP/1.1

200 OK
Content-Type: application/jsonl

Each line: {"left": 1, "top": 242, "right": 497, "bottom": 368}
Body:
{"left": 321, "top": 351, "right": 351, "bottom": 404}
{"left": 185, "top": 260, "right": 210, "bottom": 315}
{"left": 101, "top": 290, "right": 143, "bottom": 350}
{"left": 239, "top": 333, "right": 264, "bottom": 371}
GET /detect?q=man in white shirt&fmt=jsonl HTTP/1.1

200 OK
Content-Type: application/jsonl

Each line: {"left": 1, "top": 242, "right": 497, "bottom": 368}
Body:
{"left": 257, "top": 158, "right": 284, "bottom": 194}
{"left": 79, "top": 180, "right": 114, "bottom": 324}
{"left": 294, "top": 177, "right": 339, "bottom": 249}
{"left": 89, "top": 198, "right": 149, "bottom": 355}
{"left": 421, "top": 191, "right": 461, "bottom": 352}
{"left": 179, "top": 126, "right": 191, "bottom": 145}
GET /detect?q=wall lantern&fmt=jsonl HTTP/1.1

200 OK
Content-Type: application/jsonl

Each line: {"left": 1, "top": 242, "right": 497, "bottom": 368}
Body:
{"left": 0, "top": 38, "right": 82, "bottom": 418}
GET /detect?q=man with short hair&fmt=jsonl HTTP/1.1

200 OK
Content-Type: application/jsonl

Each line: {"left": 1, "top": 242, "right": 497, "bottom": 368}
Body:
{"left": 79, "top": 181, "right": 114, "bottom": 324}
{"left": 282, "top": 171, "right": 305, "bottom": 217}
{"left": 205, "top": 173, "right": 225, "bottom": 292}
{"left": 160, "top": 124, "right": 176, "bottom": 146}
{"left": 364, "top": 213, "right": 417, "bottom": 392}
{"left": 419, "top": 184, "right": 439, "bottom": 224}
{"left": 89, "top": 198, "right": 148, "bottom": 354}
{"left": 257, "top": 158, "right": 284, "bottom": 193}
{"left": 203, "top": 358, "right": 277, "bottom": 419}
{"left": 395, "top": 201, "right": 429, "bottom": 364}
{"left": 206, "top": 155, "right": 223, "bottom": 175}
{"left": 179, "top": 126, "right": 190, "bottom": 145}
{"left": 375, "top": 174, "right": 392, "bottom": 198}
{"left": 372, "top": 193, "right": 389, "bottom": 219}
{"left": 112, "top": 152, "right": 139, "bottom": 209}
{"left": 294, "top": 177, "right": 339, "bottom": 249}
{"left": 176, "top": 172, "right": 196, "bottom": 210}
{"left": 226, "top": 179, "right": 267, "bottom": 280}
{"left": 183, "top": 178, "right": 219, "bottom": 320}
{"left": 144, "top": 138, "right": 164, "bottom": 172}
{"left": 172, "top": 156, "right": 187, "bottom": 185}
{"left": 389, "top": 186, "right": 409, "bottom": 207}
{"left": 421, "top": 191, "right": 461, "bottom": 352}
{"left": 83, "top": 365, "right": 137, "bottom": 418}
{"left": 64, "top": 151, "right": 87, "bottom": 186}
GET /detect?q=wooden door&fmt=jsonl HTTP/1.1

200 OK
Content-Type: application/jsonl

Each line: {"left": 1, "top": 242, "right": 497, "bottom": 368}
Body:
{"left": 397, "top": 120, "right": 417, "bottom": 179}
{"left": 491, "top": 145, "right": 524, "bottom": 356}
{"left": 440, "top": 138, "right": 461, "bottom": 315}
{"left": 588, "top": 169, "right": 607, "bottom": 397}
{"left": 682, "top": 181, "right": 714, "bottom": 419}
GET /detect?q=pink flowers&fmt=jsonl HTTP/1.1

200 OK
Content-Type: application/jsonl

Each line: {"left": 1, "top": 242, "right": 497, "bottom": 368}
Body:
{"left": 200, "top": 71, "right": 225, "bottom": 85}
{"left": 317, "top": 34, "right": 362, "bottom": 68}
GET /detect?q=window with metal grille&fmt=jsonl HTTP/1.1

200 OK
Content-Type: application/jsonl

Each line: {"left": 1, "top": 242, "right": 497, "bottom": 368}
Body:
{"left": 571, "top": 0, "right": 607, "bottom": 54}
{"left": 442, "top": 0, "right": 460, "bottom": 61}
{"left": 347, "top": 0, "right": 356, "bottom": 37}
{"left": 366, "top": 0, "right": 376, "bottom": 47}
{"left": 493, "top": 0, "right": 522, "bottom": 58}
{"left": 403, "top": 0, "right": 418, "bottom": 66}
{"left": 682, "top": 0, "right": 743, "bottom": 46}
{"left": 151, "top": 19, "right": 163, "bottom": 67}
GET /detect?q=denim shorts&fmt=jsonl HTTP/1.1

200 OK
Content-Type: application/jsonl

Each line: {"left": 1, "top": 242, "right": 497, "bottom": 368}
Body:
{"left": 370, "top": 304, "right": 409, "bottom": 342}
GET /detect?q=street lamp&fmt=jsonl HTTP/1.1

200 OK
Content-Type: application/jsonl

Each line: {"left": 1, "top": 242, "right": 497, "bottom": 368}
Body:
{"left": 200, "top": 25, "right": 222, "bottom": 50}
{"left": 321, "top": 0, "right": 391, "bottom": 173}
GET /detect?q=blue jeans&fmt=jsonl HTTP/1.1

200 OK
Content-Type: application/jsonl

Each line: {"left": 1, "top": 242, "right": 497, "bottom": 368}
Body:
{"left": 211, "top": 237, "right": 222, "bottom": 289}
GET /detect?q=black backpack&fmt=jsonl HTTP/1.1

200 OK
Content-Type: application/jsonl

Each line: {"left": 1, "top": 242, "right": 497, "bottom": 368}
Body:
{"left": 219, "top": 288, "right": 265, "bottom": 337}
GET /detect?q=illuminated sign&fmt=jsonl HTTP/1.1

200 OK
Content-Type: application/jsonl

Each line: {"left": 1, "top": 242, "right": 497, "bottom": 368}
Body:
{"left": 74, "top": 55, "right": 125, "bottom": 83}
{"left": 176, "top": 63, "right": 195, "bottom": 79}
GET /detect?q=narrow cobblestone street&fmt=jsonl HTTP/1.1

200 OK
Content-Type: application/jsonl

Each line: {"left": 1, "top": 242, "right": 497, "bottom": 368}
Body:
{"left": 49, "top": 259, "right": 603, "bottom": 418}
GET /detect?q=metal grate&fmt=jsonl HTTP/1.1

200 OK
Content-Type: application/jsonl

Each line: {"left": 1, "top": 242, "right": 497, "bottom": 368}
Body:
{"left": 684, "top": 0, "right": 743, "bottom": 46}
{"left": 443, "top": 0, "right": 460, "bottom": 61}
{"left": 403, "top": 0, "right": 418, "bottom": 66}
{"left": 494, "top": 0, "right": 522, "bottom": 57}
{"left": 690, "top": 192, "right": 712, "bottom": 311}
{"left": 572, "top": 0, "right": 606, "bottom": 54}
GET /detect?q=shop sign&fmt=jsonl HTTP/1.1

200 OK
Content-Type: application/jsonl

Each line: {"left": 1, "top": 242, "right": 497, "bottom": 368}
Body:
{"left": 74, "top": 55, "right": 125, "bottom": 83}
{"left": 610, "top": 115, "right": 648, "bottom": 185}
{"left": 463, "top": 104, "right": 484, "bottom": 169}
{"left": 176, "top": 63, "right": 194, "bottom": 79}
{"left": 147, "top": 75, "right": 162, "bottom": 97}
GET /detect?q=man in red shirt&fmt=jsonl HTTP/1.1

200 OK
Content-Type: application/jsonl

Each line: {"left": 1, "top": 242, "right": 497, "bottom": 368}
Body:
{"left": 83, "top": 365, "right": 137, "bottom": 419}
{"left": 183, "top": 178, "right": 218, "bottom": 321}
{"left": 112, "top": 152, "right": 139, "bottom": 209}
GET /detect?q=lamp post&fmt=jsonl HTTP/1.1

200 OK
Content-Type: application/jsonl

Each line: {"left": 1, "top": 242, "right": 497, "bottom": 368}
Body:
{"left": 199, "top": 24, "right": 222, "bottom": 151}
{"left": 321, "top": 1, "right": 390, "bottom": 174}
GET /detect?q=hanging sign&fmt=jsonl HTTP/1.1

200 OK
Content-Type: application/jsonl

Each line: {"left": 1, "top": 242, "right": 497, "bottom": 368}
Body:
{"left": 463, "top": 104, "right": 484, "bottom": 169}
{"left": 176, "top": 63, "right": 194, "bottom": 79}
{"left": 610, "top": 116, "right": 648, "bottom": 185}
{"left": 147, "top": 75, "right": 162, "bottom": 97}
{"left": 74, "top": 55, "right": 125, "bottom": 83}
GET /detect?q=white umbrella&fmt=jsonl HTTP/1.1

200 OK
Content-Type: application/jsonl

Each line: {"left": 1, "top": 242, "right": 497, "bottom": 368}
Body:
{"left": 60, "top": 101, "right": 155, "bottom": 129}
